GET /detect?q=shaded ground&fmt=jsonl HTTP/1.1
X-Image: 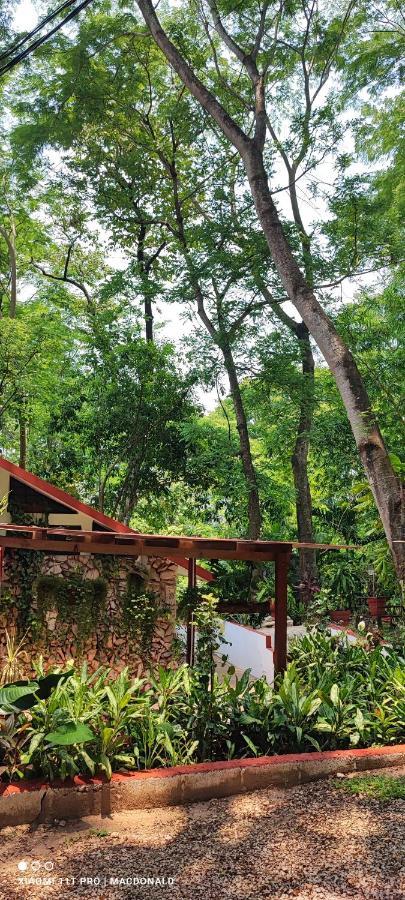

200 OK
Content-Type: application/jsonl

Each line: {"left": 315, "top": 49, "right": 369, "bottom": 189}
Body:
{"left": 0, "top": 766, "right": 404, "bottom": 900}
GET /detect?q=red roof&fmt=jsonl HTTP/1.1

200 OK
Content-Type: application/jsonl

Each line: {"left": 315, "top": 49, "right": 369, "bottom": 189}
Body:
{"left": 0, "top": 457, "right": 213, "bottom": 581}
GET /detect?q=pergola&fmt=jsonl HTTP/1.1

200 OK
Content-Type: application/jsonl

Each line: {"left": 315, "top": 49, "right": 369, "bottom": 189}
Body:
{"left": 0, "top": 524, "right": 354, "bottom": 675}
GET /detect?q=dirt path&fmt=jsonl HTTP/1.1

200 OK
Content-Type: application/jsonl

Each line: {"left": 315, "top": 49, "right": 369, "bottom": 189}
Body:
{"left": 0, "top": 767, "right": 404, "bottom": 900}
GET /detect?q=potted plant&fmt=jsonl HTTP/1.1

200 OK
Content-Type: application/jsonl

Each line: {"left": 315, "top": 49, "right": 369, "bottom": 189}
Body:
{"left": 319, "top": 555, "right": 362, "bottom": 626}
{"left": 330, "top": 606, "right": 352, "bottom": 625}
{"left": 311, "top": 587, "right": 351, "bottom": 625}
{"left": 366, "top": 568, "right": 386, "bottom": 618}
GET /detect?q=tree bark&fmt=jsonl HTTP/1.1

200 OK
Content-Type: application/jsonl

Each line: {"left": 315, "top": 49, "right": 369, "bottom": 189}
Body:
{"left": 243, "top": 147, "right": 404, "bottom": 578}
{"left": 291, "top": 323, "right": 318, "bottom": 598}
{"left": 222, "top": 341, "right": 262, "bottom": 539}
{"left": 0, "top": 222, "right": 17, "bottom": 318}
{"left": 144, "top": 295, "right": 154, "bottom": 343}
{"left": 137, "top": 222, "right": 154, "bottom": 342}
{"left": 136, "top": 0, "right": 404, "bottom": 580}
{"left": 18, "top": 408, "right": 27, "bottom": 469}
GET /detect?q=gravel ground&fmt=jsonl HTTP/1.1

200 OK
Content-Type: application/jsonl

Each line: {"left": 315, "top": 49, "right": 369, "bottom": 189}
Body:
{"left": 0, "top": 766, "right": 404, "bottom": 900}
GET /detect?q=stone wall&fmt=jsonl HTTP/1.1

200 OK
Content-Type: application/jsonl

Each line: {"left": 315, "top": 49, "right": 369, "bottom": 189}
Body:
{"left": 0, "top": 550, "right": 177, "bottom": 677}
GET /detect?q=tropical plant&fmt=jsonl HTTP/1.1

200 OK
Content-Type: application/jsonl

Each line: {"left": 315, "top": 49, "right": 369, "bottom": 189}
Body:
{"left": 0, "top": 629, "right": 29, "bottom": 685}
{"left": 0, "top": 631, "right": 404, "bottom": 781}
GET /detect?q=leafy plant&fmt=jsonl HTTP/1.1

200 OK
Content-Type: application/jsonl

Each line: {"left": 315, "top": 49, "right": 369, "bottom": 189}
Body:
{"left": 122, "top": 587, "right": 167, "bottom": 659}
{"left": 33, "top": 573, "right": 107, "bottom": 648}
{"left": 318, "top": 554, "right": 364, "bottom": 611}
{"left": 0, "top": 631, "right": 404, "bottom": 782}
{"left": 0, "top": 629, "right": 29, "bottom": 685}
{"left": 0, "top": 714, "right": 31, "bottom": 780}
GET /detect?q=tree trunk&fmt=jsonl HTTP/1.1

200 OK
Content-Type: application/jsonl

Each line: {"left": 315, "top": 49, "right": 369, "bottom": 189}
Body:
{"left": 243, "top": 146, "right": 404, "bottom": 579}
{"left": 18, "top": 409, "right": 27, "bottom": 469}
{"left": 145, "top": 295, "right": 154, "bottom": 343}
{"left": 0, "top": 222, "right": 17, "bottom": 318}
{"left": 291, "top": 323, "right": 318, "bottom": 599}
{"left": 222, "top": 342, "right": 262, "bottom": 539}
{"left": 254, "top": 280, "right": 318, "bottom": 591}
{"left": 137, "top": 222, "right": 154, "bottom": 342}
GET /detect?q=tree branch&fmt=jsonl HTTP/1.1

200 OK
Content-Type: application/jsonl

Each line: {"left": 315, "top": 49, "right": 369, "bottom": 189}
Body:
{"left": 136, "top": 0, "right": 250, "bottom": 156}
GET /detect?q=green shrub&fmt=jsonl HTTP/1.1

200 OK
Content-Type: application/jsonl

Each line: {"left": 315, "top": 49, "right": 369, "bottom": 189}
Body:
{"left": 0, "top": 631, "right": 404, "bottom": 782}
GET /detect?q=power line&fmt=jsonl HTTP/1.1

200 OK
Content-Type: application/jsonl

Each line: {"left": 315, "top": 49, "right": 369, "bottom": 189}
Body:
{"left": 0, "top": 0, "right": 82, "bottom": 62}
{"left": 0, "top": 0, "right": 94, "bottom": 78}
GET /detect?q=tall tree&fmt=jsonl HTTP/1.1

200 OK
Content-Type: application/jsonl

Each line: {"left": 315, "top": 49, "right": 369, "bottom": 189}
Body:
{"left": 135, "top": 0, "right": 404, "bottom": 578}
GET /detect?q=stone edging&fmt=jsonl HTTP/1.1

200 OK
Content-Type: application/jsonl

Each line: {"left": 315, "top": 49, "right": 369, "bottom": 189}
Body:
{"left": 1, "top": 744, "right": 404, "bottom": 827}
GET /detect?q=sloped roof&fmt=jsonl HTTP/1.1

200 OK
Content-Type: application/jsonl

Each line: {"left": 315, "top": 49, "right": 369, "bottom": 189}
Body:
{"left": 0, "top": 457, "right": 213, "bottom": 581}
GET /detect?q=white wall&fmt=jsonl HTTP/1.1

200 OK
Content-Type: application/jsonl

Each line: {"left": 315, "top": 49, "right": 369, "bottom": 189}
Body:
{"left": 177, "top": 620, "right": 274, "bottom": 682}
{"left": 218, "top": 619, "right": 274, "bottom": 683}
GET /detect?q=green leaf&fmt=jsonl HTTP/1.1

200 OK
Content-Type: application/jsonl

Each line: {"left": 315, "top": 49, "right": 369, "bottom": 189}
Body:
{"left": 0, "top": 682, "right": 39, "bottom": 712}
{"left": 330, "top": 684, "right": 340, "bottom": 706}
{"left": 78, "top": 748, "right": 96, "bottom": 775}
{"left": 239, "top": 713, "right": 261, "bottom": 725}
{"left": 45, "top": 723, "right": 95, "bottom": 746}
{"left": 27, "top": 731, "right": 45, "bottom": 757}
{"left": 242, "top": 733, "right": 259, "bottom": 756}
{"left": 99, "top": 753, "right": 112, "bottom": 780}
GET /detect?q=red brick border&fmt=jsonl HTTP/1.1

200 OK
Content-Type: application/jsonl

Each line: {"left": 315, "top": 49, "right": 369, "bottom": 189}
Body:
{"left": 1, "top": 742, "right": 404, "bottom": 799}
{"left": 1, "top": 744, "right": 404, "bottom": 826}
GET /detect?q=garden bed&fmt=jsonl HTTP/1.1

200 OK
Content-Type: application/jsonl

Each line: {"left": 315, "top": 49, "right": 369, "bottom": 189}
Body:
{"left": 1, "top": 629, "right": 404, "bottom": 799}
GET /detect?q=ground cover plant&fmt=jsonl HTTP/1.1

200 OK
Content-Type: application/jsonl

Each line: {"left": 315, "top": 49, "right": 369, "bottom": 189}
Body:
{"left": 333, "top": 774, "right": 405, "bottom": 801}
{"left": 0, "top": 630, "right": 404, "bottom": 782}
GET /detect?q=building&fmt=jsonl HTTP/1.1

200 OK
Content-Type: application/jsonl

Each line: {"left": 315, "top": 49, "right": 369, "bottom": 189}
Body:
{"left": 0, "top": 457, "right": 211, "bottom": 677}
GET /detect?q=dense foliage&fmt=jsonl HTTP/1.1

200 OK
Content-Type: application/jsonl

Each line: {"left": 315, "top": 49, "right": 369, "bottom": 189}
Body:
{"left": 0, "top": 2, "right": 403, "bottom": 600}
{"left": 0, "top": 632, "right": 403, "bottom": 782}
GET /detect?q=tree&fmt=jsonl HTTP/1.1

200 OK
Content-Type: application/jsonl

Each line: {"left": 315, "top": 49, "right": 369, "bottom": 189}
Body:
{"left": 39, "top": 329, "right": 197, "bottom": 522}
{"left": 0, "top": 302, "right": 73, "bottom": 467}
{"left": 10, "top": 23, "right": 266, "bottom": 537}
{"left": 135, "top": 0, "right": 404, "bottom": 578}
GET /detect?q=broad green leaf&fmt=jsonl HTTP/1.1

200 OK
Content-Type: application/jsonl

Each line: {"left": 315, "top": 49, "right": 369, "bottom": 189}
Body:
{"left": 45, "top": 722, "right": 94, "bottom": 746}
{"left": 330, "top": 684, "right": 339, "bottom": 706}
{"left": 0, "top": 683, "right": 39, "bottom": 711}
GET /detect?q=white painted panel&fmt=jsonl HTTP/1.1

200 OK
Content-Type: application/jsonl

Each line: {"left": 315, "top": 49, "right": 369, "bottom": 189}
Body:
{"left": 217, "top": 619, "right": 274, "bottom": 683}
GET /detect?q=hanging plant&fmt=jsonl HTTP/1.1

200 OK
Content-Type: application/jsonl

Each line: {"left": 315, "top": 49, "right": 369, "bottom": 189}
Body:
{"left": 122, "top": 573, "right": 167, "bottom": 659}
{"left": 32, "top": 573, "right": 107, "bottom": 647}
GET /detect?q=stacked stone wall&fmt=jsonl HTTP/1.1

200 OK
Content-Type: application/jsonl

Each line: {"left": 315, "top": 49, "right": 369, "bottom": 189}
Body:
{"left": 0, "top": 551, "right": 177, "bottom": 677}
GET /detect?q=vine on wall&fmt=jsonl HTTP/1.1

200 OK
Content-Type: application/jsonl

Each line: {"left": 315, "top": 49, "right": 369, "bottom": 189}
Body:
{"left": 122, "top": 573, "right": 168, "bottom": 659}
{"left": 3, "top": 500, "right": 46, "bottom": 628}
{"left": 33, "top": 573, "right": 107, "bottom": 646}
{"left": 2, "top": 549, "right": 43, "bottom": 628}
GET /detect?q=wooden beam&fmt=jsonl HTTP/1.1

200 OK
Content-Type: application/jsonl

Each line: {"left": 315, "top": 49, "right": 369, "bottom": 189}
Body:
{"left": 273, "top": 547, "right": 291, "bottom": 676}
{"left": 0, "top": 535, "right": 278, "bottom": 562}
{"left": 186, "top": 558, "right": 197, "bottom": 666}
{"left": 216, "top": 602, "right": 268, "bottom": 614}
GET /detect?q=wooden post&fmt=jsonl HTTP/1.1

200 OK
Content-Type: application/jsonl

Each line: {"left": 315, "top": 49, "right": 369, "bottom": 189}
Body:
{"left": 186, "top": 557, "right": 197, "bottom": 665}
{"left": 273, "top": 547, "right": 292, "bottom": 676}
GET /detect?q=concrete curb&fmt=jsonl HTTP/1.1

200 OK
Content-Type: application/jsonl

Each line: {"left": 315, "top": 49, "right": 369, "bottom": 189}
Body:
{"left": 1, "top": 744, "right": 404, "bottom": 826}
